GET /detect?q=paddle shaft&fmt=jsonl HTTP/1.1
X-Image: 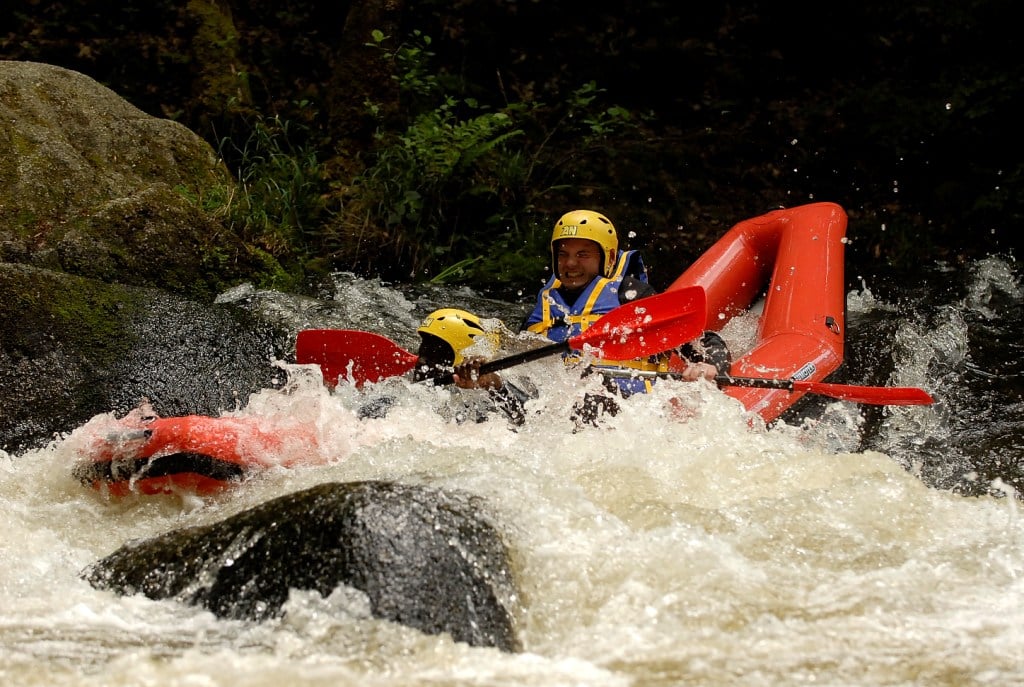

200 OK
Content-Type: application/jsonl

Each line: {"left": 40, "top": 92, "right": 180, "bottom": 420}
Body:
{"left": 598, "top": 369, "right": 933, "bottom": 406}
{"left": 717, "top": 375, "right": 933, "bottom": 405}
{"left": 443, "top": 287, "right": 707, "bottom": 380}
{"left": 477, "top": 342, "right": 568, "bottom": 375}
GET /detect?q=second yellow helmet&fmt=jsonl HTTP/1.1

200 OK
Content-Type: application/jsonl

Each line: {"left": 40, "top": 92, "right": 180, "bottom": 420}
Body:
{"left": 416, "top": 308, "right": 499, "bottom": 366}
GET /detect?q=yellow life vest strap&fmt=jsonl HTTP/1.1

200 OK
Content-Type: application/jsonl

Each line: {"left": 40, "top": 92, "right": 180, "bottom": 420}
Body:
{"left": 528, "top": 276, "right": 614, "bottom": 334}
{"left": 576, "top": 278, "right": 610, "bottom": 331}
{"left": 562, "top": 353, "right": 672, "bottom": 373}
{"left": 526, "top": 278, "right": 560, "bottom": 334}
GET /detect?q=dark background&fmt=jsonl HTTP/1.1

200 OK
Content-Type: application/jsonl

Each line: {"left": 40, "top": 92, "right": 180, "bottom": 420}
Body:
{"left": 2, "top": 0, "right": 1020, "bottom": 293}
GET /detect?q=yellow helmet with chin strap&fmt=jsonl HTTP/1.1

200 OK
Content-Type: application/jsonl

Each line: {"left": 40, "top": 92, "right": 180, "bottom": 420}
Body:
{"left": 416, "top": 308, "right": 499, "bottom": 367}
{"left": 551, "top": 209, "right": 619, "bottom": 279}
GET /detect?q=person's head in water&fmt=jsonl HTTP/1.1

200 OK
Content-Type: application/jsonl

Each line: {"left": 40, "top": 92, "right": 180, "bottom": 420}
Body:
{"left": 414, "top": 309, "right": 498, "bottom": 382}
{"left": 550, "top": 209, "right": 618, "bottom": 291}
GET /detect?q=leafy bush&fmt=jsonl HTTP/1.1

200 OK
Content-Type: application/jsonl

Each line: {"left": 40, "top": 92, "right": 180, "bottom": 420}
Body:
{"left": 328, "top": 30, "right": 647, "bottom": 295}
{"left": 212, "top": 108, "right": 327, "bottom": 268}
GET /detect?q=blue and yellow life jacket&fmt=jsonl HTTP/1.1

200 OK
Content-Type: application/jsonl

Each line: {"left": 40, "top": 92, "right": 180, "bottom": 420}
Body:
{"left": 524, "top": 250, "right": 670, "bottom": 395}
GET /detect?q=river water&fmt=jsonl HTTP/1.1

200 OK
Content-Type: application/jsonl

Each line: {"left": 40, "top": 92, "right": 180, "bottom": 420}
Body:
{"left": 1, "top": 255, "right": 1021, "bottom": 686}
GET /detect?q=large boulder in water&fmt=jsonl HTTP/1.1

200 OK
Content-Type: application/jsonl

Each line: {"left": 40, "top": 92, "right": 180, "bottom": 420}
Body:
{"left": 0, "top": 263, "right": 289, "bottom": 453}
{"left": 0, "top": 60, "right": 282, "bottom": 300}
{"left": 83, "top": 480, "right": 522, "bottom": 652}
{"left": 0, "top": 61, "right": 302, "bottom": 452}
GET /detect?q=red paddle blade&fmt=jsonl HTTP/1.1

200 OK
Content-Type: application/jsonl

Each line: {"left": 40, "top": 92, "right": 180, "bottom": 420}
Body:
{"left": 570, "top": 286, "right": 707, "bottom": 360}
{"left": 295, "top": 329, "right": 418, "bottom": 388}
{"left": 793, "top": 380, "right": 934, "bottom": 405}
{"left": 717, "top": 375, "right": 935, "bottom": 406}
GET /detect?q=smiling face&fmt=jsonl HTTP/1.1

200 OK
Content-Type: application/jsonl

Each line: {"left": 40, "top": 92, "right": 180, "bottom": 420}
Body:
{"left": 555, "top": 238, "right": 603, "bottom": 290}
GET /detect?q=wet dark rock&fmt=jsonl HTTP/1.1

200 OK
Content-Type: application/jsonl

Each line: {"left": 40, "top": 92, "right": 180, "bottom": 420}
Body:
{"left": 84, "top": 480, "right": 521, "bottom": 652}
{"left": 0, "top": 263, "right": 287, "bottom": 452}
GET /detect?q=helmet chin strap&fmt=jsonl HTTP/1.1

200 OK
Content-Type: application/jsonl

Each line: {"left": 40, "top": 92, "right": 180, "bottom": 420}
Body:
{"left": 601, "top": 252, "right": 616, "bottom": 279}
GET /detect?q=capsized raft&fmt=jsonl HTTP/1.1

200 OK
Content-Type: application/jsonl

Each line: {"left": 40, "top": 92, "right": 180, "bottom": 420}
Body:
{"left": 71, "top": 405, "right": 319, "bottom": 496}
{"left": 666, "top": 201, "right": 847, "bottom": 422}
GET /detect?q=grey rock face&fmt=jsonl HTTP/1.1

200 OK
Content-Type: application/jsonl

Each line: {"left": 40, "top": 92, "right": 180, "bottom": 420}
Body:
{"left": 84, "top": 480, "right": 522, "bottom": 651}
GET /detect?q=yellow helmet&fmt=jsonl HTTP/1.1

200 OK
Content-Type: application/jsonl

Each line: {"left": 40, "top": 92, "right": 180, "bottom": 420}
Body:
{"left": 416, "top": 308, "right": 499, "bottom": 367}
{"left": 551, "top": 209, "right": 619, "bottom": 279}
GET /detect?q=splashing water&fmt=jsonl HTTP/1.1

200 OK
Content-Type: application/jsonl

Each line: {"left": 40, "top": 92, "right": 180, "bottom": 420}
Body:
{"left": 2, "top": 258, "right": 1023, "bottom": 686}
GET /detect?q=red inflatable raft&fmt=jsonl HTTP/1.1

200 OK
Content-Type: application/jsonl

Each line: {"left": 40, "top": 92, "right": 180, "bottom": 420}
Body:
{"left": 71, "top": 405, "right": 319, "bottom": 496}
{"left": 667, "top": 201, "right": 847, "bottom": 422}
{"left": 71, "top": 202, "right": 851, "bottom": 496}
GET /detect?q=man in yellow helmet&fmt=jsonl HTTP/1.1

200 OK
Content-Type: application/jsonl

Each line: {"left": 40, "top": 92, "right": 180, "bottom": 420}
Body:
{"left": 521, "top": 210, "right": 730, "bottom": 393}
{"left": 358, "top": 308, "right": 536, "bottom": 427}
{"left": 412, "top": 308, "right": 499, "bottom": 383}
{"left": 448, "top": 209, "right": 728, "bottom": 428}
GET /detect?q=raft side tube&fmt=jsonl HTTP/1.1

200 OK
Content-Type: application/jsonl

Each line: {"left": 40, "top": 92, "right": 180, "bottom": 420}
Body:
{"left": 755, "top": 203, "right": 847, "bottom": 344}
{"left": 666, "top": 202, "right": 848, "bottom": 422}
{"left": 724, "top": 332, "right": 844, "bottom": 421}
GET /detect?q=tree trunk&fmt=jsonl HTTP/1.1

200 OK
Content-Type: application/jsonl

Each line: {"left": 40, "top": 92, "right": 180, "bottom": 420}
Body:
{"left": 186, "top": 0, "right": 254, "bottom": 135}
{"left": 327, "top": 0, "right": 406, "bottom": 173}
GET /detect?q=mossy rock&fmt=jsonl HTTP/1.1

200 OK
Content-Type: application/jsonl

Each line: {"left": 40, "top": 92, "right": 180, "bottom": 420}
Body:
{"left": 0, "top": 61, "right": 285, "bottom": 300}
{"left": 0, "top": 263, "right": 289, "bottom": 452}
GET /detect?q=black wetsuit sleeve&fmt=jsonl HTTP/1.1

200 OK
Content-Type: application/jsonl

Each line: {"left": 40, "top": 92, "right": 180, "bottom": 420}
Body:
{"left": 678, "top": 332, "right": 732, "bottom": 372}
{"left": 618, "top": 275, "right": 658, "bottom": 303}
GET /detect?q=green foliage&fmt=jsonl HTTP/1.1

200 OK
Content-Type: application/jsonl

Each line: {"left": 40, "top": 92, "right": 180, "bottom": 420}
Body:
{"left": 359, "top": 101, "right": 522, "bottom": 241}
{"left": 429, "top": 256, "right": 482, "bottom": 284}
{"left": 369, "top": 29, "right": 441, "bottom": 100}
{"left": 212, "top": 109, "right": 327, "bottom": 262}
{"left": 4, "top": 0, "right": 1020, "bottom": 291}
{"left": 351, "top": 32, "right": 646, "bottom": 294}
{"left": 462, "top": 217, "right": 553, "bottom": 299}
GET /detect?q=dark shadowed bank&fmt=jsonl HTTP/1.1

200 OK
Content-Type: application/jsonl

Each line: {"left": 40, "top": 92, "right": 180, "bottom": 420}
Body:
{"left": 1, "top": 1, "right": 1019, "bottom": 294}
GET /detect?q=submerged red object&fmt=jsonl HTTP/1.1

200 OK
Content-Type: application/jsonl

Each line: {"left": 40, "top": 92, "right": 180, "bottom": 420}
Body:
{"left": 71, "top": 406, "right": 319, "bottom": 496}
